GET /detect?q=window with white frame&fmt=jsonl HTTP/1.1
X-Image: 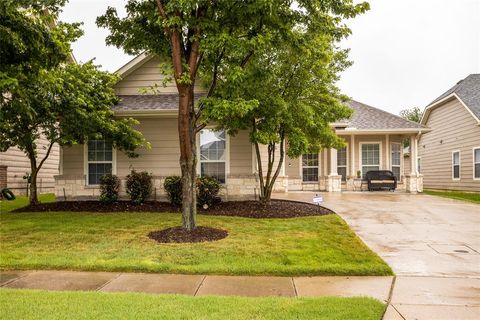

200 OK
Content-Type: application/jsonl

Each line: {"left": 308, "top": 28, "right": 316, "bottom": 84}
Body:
{"left": 337, "top": 147, "right": 347, "bottom": 181}
{"left": 474, "top": 148, "right": 480, "bottom": 179}
{"left": 200, "top": 129, "right": 226, "bottom": 183}
{"left": 361, "top": 143, "right": 380, "bottom": 178}
{"left": 452, "top": 151, "right": 460, "bottom": 180}
{"left": 302, "top": 154, "right": 319, "bottom": 182}
{"left": 87, "top": 140, "right": 113, "bottom": 185}
{"left": 391, "top": 143, "right": 401, "bottom": 180}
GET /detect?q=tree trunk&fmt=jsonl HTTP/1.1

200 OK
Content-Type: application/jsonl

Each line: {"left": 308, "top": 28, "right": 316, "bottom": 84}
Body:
{"left": 27, "top": 151, "right": 39, "bottom": 205}
{"left": 178, "top": 88, "right": 197, "bottom": 231}
{"left": 255, "top": 135, "right": 285, "bottom": 204}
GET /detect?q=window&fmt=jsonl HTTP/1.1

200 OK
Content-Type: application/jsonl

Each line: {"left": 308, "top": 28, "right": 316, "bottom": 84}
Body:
{"left": 361, "top": 143, "right": 380, "bottom": 178}
{"left": 302, "top": 154, "right": 319, "bottom": 182}
{"left": 200, "top": 129, "right": 226, "bottom": 183}
{"left": 337, "top": 147, "right": 347, "bottom": 181}
{"left": 452, "top": 151, "right": 460, "bottom": 180}
{"left": 87, "top": 140, "right": 113, "bottom": 185}
{"left": 417, "top": 157, "right": 422, "bottom": 174}
{"left": 474, "top": 148, "right": 480, "bottom": 179}
{"left": 391, "top": 143, "right": 401, "bottom": 180}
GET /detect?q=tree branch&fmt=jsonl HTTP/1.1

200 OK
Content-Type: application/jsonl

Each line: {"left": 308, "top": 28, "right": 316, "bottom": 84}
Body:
{"left": 37, "top": 141, "right": 55, "bottom": 172}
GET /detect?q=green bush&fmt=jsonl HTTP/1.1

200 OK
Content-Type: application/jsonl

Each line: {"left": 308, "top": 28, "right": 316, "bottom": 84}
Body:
{"left": 126, "top": 170, "right": 152, "bottom": 204}
{"left": 197, "top": 176, "right": 221, "bottom": 207}
{"left": 99, "top": 174, "right": 120, "bottom": 204}
{"left": 163, "top": 176, "right": 182, "bottom": 206}
{"left": 163, "top": 176, "right": 221, "bottom": 208}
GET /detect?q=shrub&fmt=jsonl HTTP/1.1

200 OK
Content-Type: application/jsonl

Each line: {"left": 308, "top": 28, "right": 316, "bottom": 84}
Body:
{"left": 197, "top": 176, "right": 221, "bottom": 208}
{"left": 126, "top": 170, "right": 152, "bottom": 204}
{"left": 164, "top": 176, "right": 182, "bottom": 206}
{"left": 99, "top": 174, "right": 120, "bottom": 203}
{"left": 164, "top": 175, "right": 221, "bottom": 208}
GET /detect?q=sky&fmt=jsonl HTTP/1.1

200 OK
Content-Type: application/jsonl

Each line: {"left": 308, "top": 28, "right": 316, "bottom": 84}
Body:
{"left": 59, "top": 0, "right": 480, "bottom": 115}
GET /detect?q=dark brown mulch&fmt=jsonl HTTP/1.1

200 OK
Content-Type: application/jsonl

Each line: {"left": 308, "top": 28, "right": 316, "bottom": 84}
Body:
{"left": 199, "top": 199, "right": 333, "bottom": 218}
{"left": 148, "top": 226, "right": 228, "bottom": 243}
{"left": 13, "top": 201, "right": 179, "bottom": 213}
{"left": 13, "top": 199, "right": 333, "bottom": 218}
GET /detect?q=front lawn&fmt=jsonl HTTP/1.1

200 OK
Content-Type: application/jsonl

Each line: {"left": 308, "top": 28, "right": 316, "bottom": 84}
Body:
{"left": 0, "top": 196, "right": 392, "bottom": 276}
{"left": 0, "top": 289, "right": 386, "bottom": 320}
{"left": 424, "top": 189, "right": 480, "bottom": 204}
{"left": 0, "top": 193, "right": 55, "bottom": 213}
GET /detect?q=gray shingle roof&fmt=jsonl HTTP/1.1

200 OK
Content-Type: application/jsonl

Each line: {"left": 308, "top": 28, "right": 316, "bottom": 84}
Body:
{"left": 113, "top": 94, "right": 203, "bottom": 112}
{"left": 428, "top": 74, "right": 480, "bottom": 119}
{"left": 113, "top": 95, "right": 425, "bottom": 130}
{"left": 345, "top": 100, "right": 426, "bottom": 130}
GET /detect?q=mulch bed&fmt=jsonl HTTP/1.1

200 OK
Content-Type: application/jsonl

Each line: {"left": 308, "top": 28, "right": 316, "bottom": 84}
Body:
{"left": 13, "top": 199, "right": 333, "bottom": 218}
{"left": 148, "top": 226, "right": 228, "bottom": 243}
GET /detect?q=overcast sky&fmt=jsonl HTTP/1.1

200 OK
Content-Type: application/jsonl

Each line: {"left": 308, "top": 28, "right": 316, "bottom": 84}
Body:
{"left": 59, "top": 0, "right": 480, "bottom": 115}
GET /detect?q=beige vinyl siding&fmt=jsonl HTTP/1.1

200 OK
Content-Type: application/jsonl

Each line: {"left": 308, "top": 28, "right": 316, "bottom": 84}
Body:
{"left": 419, "top": 98, "right": 480, "bottom": 191}
{"left": 60, "top": 118, "right": 254, "bottom": 179}
{"left": 115, "top": 56, "right": 205, "bottom": 95}
{"left": 61, "top": 144, "right": 84, "bottom": 176}
{"left": 0, "top": 138, "right": 59, "bottom": 194}
{"left": 229, "top": 130, "right": 253, "bottom": 175}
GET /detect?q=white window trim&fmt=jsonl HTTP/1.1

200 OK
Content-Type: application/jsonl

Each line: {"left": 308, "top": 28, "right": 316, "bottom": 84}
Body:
{"left": 390, "top": 142, "right": 402, "bottom": 182}
{"left": 301, "top": 153, "right": 320, "bottom": 183}
{"left": 452, "top": 150, "right": 460, "bottom": 181}
{"left": 337, "top": 144, "right": 348, "bottom": 182}
{"left": 359, "top": 141, "right": 382, "bottom": 178}
{"left": 196, "top": 128, "right": 230, "bottom": 184}
{"left": 83, "top": 141, "right": 117, "bottom": 186}
{"left": 473, "top": 147, "right": 480, "bottom": 180}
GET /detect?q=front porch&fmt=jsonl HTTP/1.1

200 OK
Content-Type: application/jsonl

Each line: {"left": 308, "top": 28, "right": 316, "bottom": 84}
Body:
{"left": 284, "top": 132, "right": 423, "bottom": 193}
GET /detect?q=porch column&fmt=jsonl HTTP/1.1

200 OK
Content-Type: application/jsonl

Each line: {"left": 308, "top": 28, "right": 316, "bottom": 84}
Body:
{"left": 350, "top": 135, "right": 355, "bottom": 176}
{"left": 326, "top": 148, "right": 341, "bottom": 192}
{"left": 330, "top": 148, "right": 338, "bottom": 175}
{"left": 410, "top": 135, "right": 417, "bottom": 176}
{"left": 346, "top": 135, "right": 356, "bottom": 191}
{"left": 385, "top": 134, "right": 390, "bottom": 171}
{"left": 406, "top": 134, "right": 423, "bottom": 193}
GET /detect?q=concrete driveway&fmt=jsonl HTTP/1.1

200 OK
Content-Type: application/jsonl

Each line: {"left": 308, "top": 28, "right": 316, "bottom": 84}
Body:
{"left": 276, "top": 191, "right": 480, "bottom": 320}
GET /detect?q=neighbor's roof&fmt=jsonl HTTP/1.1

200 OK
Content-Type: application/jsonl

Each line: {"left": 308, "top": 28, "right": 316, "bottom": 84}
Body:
{"left": 344, "top": 100, "right": 427, "bottom": 131}
{"left": 422, "top": 74, "right": 480, "bottom": 123}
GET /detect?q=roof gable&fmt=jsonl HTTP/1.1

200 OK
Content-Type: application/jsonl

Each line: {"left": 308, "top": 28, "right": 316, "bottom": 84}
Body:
{"left": 422, "top": 74, "right": 480, "bottom": 124}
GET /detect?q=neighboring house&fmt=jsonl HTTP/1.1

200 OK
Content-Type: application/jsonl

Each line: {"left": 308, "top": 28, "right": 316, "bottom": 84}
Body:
{"left": 55, "top": 53, "right": 429, "bottom": 200}
{"left": 0, "top": 143, "right": 60, "bottom": 196}
{"left": 419, "top": 74, "right": 480, "bottom": 192}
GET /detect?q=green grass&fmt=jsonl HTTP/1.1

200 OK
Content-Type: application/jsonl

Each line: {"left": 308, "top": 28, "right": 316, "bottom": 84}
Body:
{"left": 424, "top": 189, "right": 480, "bottom": 204}
{"left": 0, "top": 193, "right": 55, "bottom": 213}
{"left": 0, "top": 289, "right": 386, "bottom": 320}
{"left": 0, "top": 195, "right": 392, "bottom": 276}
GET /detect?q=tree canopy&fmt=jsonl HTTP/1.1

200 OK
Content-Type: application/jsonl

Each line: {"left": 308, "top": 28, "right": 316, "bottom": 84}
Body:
{"left": 98, "top": 0, "right": 369, "bottom": 227}
{"left": 0, "top": 1, "right": 146, "bottom": 204}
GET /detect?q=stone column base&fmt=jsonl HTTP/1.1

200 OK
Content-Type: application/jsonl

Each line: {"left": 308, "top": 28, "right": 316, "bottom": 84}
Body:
{"left": 325, "top": 175, "right": 342, "bottom": 192}
{"left": 405, "top": 174, "right": 423, "bottom": 193}
{"left": 346, "top": 176, "right": 355, "bottom": 191}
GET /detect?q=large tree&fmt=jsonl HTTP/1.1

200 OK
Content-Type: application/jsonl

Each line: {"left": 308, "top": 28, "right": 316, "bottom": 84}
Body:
{"left": 202, "top": 29, "right": 353, "bottom": 202}
{"left": 0, "top": 1, "right": 146, "bottom": 204}
{"left": 98, "top": 0, "right": 368, "bottom": 229}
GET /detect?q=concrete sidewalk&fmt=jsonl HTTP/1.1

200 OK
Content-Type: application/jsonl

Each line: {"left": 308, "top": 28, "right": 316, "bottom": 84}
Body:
{"left": 0, "top": 270, "right": 393, "bottom": 301}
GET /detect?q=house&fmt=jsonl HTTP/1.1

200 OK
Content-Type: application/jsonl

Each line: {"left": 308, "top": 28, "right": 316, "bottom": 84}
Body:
{"left": 0, "top": 143, "right": 60, "bottom": 196}
{"left": 55, "top": 54, "right": 429, "bottom": 199}
{"left": 419, "top": 74, "right": 480, "bottom": 192}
